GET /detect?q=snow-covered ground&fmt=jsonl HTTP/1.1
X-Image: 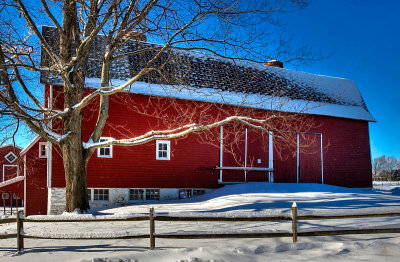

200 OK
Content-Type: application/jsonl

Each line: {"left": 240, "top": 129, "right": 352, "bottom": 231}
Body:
{"left": 1, "top": 183, "right": 400, "bottom": 261}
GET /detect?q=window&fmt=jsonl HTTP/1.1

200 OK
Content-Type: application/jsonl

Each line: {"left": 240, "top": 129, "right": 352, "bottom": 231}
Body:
{"left": 5, "top": 152, "right": 17, "bottom": 163}
{"left": 193, "top": 189, "right": 206, "bottom": 196}
{"left": 179, "top": 189, "right": 193, "bottom": 199}
{"left": 2, "top": 193, "right": 9, "bottom": 199}
{"left": 87, "top": 189, "right": 92, "bottom": 202}
{"left": 39, "top": 142, "right": 47, "bottom": 158}
{"left": 145, "top": 189, "right": 160, "bottom": 200}
{"left": 179, "top": 189, "right": 205, "bottom": 199}
{"left": 129, "top": 189, "right": 144, "bottom": 201}
{"left": 156, "top": 140, "right": 170, "bottom": 160}
{"left": 93, "top": 189, "right": 109, "bottom": 201}
{"left": 97, "top": 138, "right": 113, "bottom": 158}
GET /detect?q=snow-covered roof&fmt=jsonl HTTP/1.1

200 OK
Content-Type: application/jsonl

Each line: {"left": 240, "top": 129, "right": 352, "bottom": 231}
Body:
{"left": 0, "top": 144, "right": 11, "bottom": 149}
{"left": 40, "top": 26, "right": 375, "bottom": 122}
{"left": 0, "top": 144, "right": 22, "bottom": 150}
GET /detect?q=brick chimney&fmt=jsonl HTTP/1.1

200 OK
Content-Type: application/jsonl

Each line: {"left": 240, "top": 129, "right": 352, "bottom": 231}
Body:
{"left": 264, "top": 60, "right": 283, "bottom": 68}
{"left": 124, "top": 31, "right": 146, "bottom": 41}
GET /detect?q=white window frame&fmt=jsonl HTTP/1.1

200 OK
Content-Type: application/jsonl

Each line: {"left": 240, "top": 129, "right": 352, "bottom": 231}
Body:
{"left": 193, "top": 189, "right": 206, "bottom": 196}
{"left": 2, "top": 164, "right": 19, "bottom": 181}
{"left": 156, "top": 140, "right": 170, "bottom": 160}
{"left": 39, "top": 142, "right": 48, "bottom": 158}
{"left": 93, "top": 188, "right": 109, "bottom": 201}
{"left": 88, "top": 188, "right": 110, "bottom": 202}
{"left": 4, "top": 152, "right": 17, "bottom": 163}
{"left": 97, "top": 137, "right": 113, "bottom": 158}
{"left": 179, "top": 189, "right": 193, "bottom": 199}
{"left": 145, "top": 189, "right": 160, "bottom": 200}
{"left": 129, "top": 189, "right": 145, "bottom": 201}
{"left": 87, "top": 188, "right": 92, "bottom": 202}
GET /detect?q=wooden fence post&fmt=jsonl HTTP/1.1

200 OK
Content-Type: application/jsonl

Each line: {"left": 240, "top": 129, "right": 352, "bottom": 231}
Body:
{"left": 17, "top": 210, "right": 24, "bottom": 251}
{"left": 10, "top": 193, "right": 13, "bottom": 215}
{"left": 292, "top": 202, "right": 297, "bottom": 243}
{"left": 149, "top": 207, "right": 155, "bottom": 250}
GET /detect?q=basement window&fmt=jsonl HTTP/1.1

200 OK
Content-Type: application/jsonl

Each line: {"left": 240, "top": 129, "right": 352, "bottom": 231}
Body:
{"left": 5, "top": 152, "right": 17, "bottom": 163}
{"left": 145, "top": 189, "right": 160, "bottom": 200}
{"left": 39, "top": 142, "right": 47, "bottom": 158}
{"left": 129, "top": 189, "right": 145, "bottom": 201}
{"left": 97, "top": 137, "right": 113, "bottom": 158}
{"left": 179, "top": 189, "right": 193, "bottom": 199}
{"left": 156, "top": 140, "right": 170, "bottom": 160}
{"left": 193, "top": 189, "right": 206, "bottom": 196}
{"left": 93, "top": 189, "right": 109, "bottom": 201}
{"left": 87, "top": 189, "right": 92, "bottom": 202}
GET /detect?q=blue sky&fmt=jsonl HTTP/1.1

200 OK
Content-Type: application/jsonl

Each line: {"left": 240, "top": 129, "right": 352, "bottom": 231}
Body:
{"left": 3, "top": 0, "right": 399, "bottom": 160}
{"left": 282, "top": 0, "right": 400, "bottom": 159}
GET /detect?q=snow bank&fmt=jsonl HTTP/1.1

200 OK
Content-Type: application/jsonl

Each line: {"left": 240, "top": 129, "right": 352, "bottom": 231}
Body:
{"left": 1, "top": 182, "right": 400, "bottom": 261}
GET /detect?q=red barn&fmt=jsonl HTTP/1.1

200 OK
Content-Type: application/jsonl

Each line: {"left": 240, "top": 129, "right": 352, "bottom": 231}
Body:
{"left": 0, "top": 144, "right": 23, "bottom": 208}
{"left": 7, "top": 27, "right": 375, "bottom": 215}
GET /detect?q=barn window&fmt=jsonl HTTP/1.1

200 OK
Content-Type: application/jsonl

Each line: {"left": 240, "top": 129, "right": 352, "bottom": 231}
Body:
{"left": 93, "top": 189, "right": 109, "bottom": 201}
{"left": 145, "top": 189, "right": 160, "bottom": 200}
{"left": 129, "top": 189, "right": 144, "bottom": 201}
{"left": 5, "top": 152, "right": 17, "bottom": 163}
{"left": 39, "top": 142, "right": 47, "bottom": 158}
{"left": 87, "top": 189, "right": 92, "bottom": 202}
{"left": 2, "top": 193, "right": 9, "bottom": 199}
{"left": 193, "top": 189, "right": 206, "bottom": 196}
{"left": 156, "top": 140, "right": 170, "bottom": 160}
{"left": 97, "top": 137, "right": 113, "bottom": 158}
{"left": 179, "top": 189, "right": 193, "bottom": 199}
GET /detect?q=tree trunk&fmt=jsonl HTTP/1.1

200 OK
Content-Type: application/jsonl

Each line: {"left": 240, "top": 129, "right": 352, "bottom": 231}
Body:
{"left": 61, "top": 113, "right": 90, "bottom": 212}
{"left": 59, "top": 0, "right": 91, "bottom": 213}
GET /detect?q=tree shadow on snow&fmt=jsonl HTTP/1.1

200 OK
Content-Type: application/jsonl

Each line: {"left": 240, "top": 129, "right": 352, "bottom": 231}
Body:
{"left": 191, "top": 195, "right": 400, "bottom": 213}
{"left": 13, "top": 244, "right": 148, "bottom": 255}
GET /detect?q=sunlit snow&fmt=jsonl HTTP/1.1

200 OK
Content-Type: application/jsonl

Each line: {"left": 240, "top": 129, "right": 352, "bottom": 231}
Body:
{"left": 0, "top": 183, "right": 399, "bottom": 261}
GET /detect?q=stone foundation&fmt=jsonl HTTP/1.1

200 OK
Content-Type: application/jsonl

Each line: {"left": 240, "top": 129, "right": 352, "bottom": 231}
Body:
{"left": 47, "top": 187, "right": 66, "bottom": 215}
{"left": 47, "top": 187, "right": 211, "bottom": 213}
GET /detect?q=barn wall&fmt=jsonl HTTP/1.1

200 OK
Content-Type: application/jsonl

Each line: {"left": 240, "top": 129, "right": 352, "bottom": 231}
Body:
{"left": 50, "top": 85, "right": 220, "bottom": 189}
{"left": 0, "top": 145, "right": 24, "bottom": 207}
{"left": 273, "top": 132, "right": 298, "bottom": 183}
{"left": 0, "top": 145, "right": 21, "bottom": 182}
{"left": 52, "top": 134, "right": 220, "bottom": 189}
{"left": 24, "top": 139, "right": 48, "bottom": 215}
{"left": 47, "top": 84, "right": 372, "bottom": 191}
{"left": 315, "top": 117, "right": 372, "bottom": 187}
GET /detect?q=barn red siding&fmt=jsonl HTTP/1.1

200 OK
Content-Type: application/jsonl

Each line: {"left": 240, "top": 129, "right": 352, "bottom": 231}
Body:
{"left": 0, "top": 145, "right": 21, "bottom": 183}
{"left": 52, "top": 133, "right": 220, "bottom": 188}
{"left": 23, "top": 140, "right": 48, "bottom": 215}
{"left": 0, "top": 145, "right": 24, "bottom": 208}
{"left": 313, "top": 117, "right": 372, "bottom": 187}
{"left": 46, "top": 84, "right": 372, "bottom": 190}
{"left": 273, "top": 132, "right": 297, "bottom": 183}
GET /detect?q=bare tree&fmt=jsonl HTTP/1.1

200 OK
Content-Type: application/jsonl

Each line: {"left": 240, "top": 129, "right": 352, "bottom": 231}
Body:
{"left": 0, "top": 0, "right": 312, "bottom": 212}
{"left": 372, "top": 156, "right": 400, "bottom": 181}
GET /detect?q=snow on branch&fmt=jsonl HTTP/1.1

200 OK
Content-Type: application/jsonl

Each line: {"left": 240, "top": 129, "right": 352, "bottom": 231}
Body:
{"left": 39, "top": 123, "right": 71, "bottom": 144}
{"left": 83, "top": 115, "right": 275, "bottom": 149}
